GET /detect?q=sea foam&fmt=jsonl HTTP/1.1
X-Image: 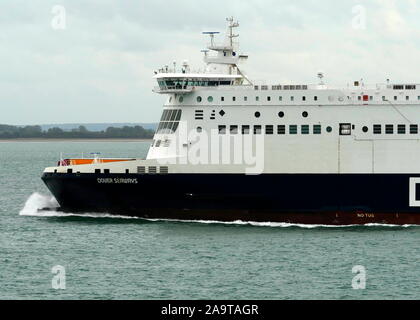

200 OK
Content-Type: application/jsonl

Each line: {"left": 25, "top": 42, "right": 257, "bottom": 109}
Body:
{"left": 19, "top": 193, "right": 417, "bottom": 228}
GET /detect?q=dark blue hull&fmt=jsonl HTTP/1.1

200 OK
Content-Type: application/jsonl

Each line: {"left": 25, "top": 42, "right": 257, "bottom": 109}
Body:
{"left": 41, "top": 172, "right": 420, "bottom": 225}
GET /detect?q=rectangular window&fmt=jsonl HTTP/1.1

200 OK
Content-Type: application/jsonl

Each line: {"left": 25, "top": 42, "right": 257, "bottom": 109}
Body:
{"left": 137, "top": 166, "right": 146, "bottom": 174}
{"left": 160, "top": 167, "right": 169, "bottom": 174}
{"left": 382, "top": 96, "right": 386, "bottom": 101}
{"left": 221, "top": 97, "right": 225, "bottom": 102}
{"left": 125, "top": 169, "right": 129, "bottom": 174}
{"left": 104, "top": 169, "right": 110, "bottom": 174}
{"left": 313, "top": 125, "right": 321, "bottom": 134}
{"left": 95, "top": 169, "right": 101, "bottom": 174}
{"left": 233, "top": 97, "right": 236, "bottom": 102}
{"left": 373, "top": 125, "right": 382, "bottom": 134}
{"left": 314, "top": 96, "right": 318, "bottom": 101}
{"left": 242, "top": 125, "right": 250, "bottom": 134}
{"left": 289, "top": 125, "right": 297, "bottom": 135}
{"left": 265, "top": 125, "right": 274, "bottom": 135}
{"left": 279, "top": 96, "right": 283, "bottom": 101}
{"left": 148, "top": 167, "right": 157, "bottom": 174}
{"left": 386, "top": 124, "right": 394, "bottom": 134}
{"left": 277, "top": 125, "right": 286, "bottom": 135}
{"left": 254, "top": 125, "right": 262, "bottom": 134}
{"left": 393, "top": 85, "right": 404, "bottom": 90}
{"left": 410, "top": 125, "right": 418, "bottom": 134}
{"left": 301, "top": 125, "right": 309, "bottom": 135}
{"left": 230, "top": 125, "right": 238, "bottom": 134}
{"left": 398, "top": 125, "right": 406, "bottom": 134}
{"left": 256, "top": 96, "right": 259, "bottom": 101}
{"left": 291, "top": 96, "right": 294, "bottom": 102}
{"left": 218, "top": 125, "right": 226, "bottom": 134}
{"left": 340, "top": 123, "right": 352, "bottom": 136}
{"left": 267, "top": 96, "right": 271, "bottom": 102}
{"left": 244, "top": 96, "right": 248, "bottom": 102}
{"left": 302, "top": 96, "right": 306, "bottom": 101}
{"left": 406, "top": 96, "right": 410, "bottom": 101}
{"left": 394, "top": 96, "right": 398, "bottom": 101}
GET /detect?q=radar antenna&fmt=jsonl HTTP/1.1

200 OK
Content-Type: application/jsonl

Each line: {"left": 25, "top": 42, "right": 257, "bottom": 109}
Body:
{"left": 202, "top": 31, "right": 220, "bottom": 47}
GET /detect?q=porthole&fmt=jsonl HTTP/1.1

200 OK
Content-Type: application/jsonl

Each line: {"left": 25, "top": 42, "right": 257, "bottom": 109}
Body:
{"left": 179, "top": 96, "right": 184, "bottom": 103}
{"left": 363, "top": 126, "right": 369, "bottom": 133}
{"left": 326, "top": 126, "right": 333, "bottom": 133}
{"left": 255, "top": 112, "right": 261, "bottom": 118}
{"left": 302, "top": 111, "right": 308, "bottom": 118}
{"left": 197, "top": 96, "right": 202, "bottom": 103}
{"left": 207, "top": 96, "right": 213, "bottom": 102}
{"left": 197, "top": 127, "right": 203, "bottom": 133}
{"left": 278, "top": 111, "right": 285, "bottom": 118}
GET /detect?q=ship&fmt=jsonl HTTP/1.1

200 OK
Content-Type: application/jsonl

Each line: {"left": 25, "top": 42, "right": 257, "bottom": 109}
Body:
{"left": 42, "top": 18, "right": 420, "bottom": 225}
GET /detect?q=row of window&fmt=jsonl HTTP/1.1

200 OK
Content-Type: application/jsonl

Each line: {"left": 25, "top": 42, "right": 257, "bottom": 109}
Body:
{"left": 185, "top": 95, "right": 420, "bottom": 104}
{"left": 217, "top": 125, "right": 327, "bottom": 135}
{"left": 372, "top": 124, "right": 419, "bottom": 135}
{"left": 214, "top": 124, "right": 420, "bottom": 135}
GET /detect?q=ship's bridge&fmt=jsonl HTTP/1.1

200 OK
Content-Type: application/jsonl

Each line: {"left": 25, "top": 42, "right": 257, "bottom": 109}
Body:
{"left": 153, "top": 73, "right": 243, "bottom": 94}
{"left": 153, "top": 18, "right": 250, "bottom": 95}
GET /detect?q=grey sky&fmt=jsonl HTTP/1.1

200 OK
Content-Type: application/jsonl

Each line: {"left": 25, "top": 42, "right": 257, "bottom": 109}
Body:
{"left": 2, "top": 0, "right": 420, "bottom": 125}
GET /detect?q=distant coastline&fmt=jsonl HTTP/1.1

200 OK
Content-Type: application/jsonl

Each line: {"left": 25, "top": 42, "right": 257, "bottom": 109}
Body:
{"left": 0, "top": 138, "right": 153, "bottom": 142}
{"left": 0, "top": 124, "right": 156, "bottom": 140}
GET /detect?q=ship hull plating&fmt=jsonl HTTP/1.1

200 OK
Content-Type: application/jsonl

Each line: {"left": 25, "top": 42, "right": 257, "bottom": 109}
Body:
{"left": 41, "top": 173, "right": 420, "bottom": 225}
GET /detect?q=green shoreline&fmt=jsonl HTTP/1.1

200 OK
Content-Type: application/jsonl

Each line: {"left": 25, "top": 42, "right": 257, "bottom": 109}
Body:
{"left": 0, "top": 138, "right": 153, "bottom": 142}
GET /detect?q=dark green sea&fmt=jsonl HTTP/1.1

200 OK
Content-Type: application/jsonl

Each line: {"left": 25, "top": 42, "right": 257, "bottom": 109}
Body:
{"left": 0, "top": 141, "right": 419, "bottom": 300}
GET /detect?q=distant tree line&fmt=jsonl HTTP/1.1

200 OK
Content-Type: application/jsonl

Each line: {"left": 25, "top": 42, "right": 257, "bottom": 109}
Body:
{"left": 0, "top": 124, "right": 154, "bottom": 139}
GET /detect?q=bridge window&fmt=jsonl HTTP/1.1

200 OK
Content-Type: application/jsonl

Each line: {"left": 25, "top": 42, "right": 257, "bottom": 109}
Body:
{"left": 265, "top": 125, "right": 274, "bottom": 135}
{"left": 313, "top": 125, "right": 321, "bottom": 134}
{"left": 242, "top": 125, "right": 250, "bottom": 134}
{"left": 289, "top": 125, "right": 297, "bottom": 135}
{"left": 218, "top": 125, "right": 226, "bottom": 134}
{"left": 254, "top": 126, "right": 262, "bottom": 134}
{"left": 157, "top": 109, "right": 182, "bottom": 134}
{"left": 386, "top": 124, "right": 394, "bottom": 134}
{"left": 410, "top": 125, "right": 418, "bottom": 134}
{"left": 230, "top": 125, "right": 238, "bottom": 134}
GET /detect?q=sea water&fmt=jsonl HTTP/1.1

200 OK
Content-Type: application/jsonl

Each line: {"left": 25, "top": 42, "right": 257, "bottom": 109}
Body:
{"left": 0, "top": 141, "right": 419, "bottom": 299}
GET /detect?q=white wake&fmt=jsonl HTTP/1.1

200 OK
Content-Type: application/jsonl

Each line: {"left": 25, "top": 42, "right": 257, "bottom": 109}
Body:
{"left": 19, "top": 193, "right": 417, "bottom": 228}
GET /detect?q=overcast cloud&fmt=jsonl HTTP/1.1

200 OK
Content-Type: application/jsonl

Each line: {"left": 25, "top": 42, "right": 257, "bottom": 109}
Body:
{"left": 1, "top": 0, "right": 420, "bottom": 125}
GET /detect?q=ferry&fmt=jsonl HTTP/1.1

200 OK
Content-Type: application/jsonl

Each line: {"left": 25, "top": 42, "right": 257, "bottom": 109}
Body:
{"left": 42, "top": 18, "right": 420, "bottom": 225}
